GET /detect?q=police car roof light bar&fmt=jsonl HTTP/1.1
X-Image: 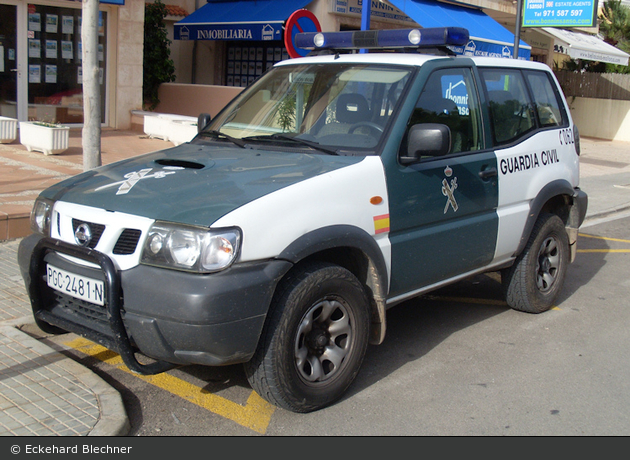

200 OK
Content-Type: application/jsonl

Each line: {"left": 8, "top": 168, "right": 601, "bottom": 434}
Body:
{"left": 294, "top": 27, "right": 470, "bottom": 52}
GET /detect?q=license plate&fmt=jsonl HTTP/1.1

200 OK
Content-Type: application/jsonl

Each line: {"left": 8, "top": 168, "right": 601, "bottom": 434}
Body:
{"left": 46, "top": 264, "right": 105, "bottom": 306}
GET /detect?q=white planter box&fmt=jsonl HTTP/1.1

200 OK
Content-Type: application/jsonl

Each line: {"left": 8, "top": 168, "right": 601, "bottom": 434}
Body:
{"left": 169, "top": 119, "right": 198, "bottom": 146}
{"left": 144, "top": 113, "right": 197, "bottom": 143}
{"left": 143, "top": 114, "right": 172, "bottom": 141}
{"left": 0, "top": 116, "right": 18, "bottom": 144}
{"left": 19, "top": 121, "right": 70, "bottom": 155}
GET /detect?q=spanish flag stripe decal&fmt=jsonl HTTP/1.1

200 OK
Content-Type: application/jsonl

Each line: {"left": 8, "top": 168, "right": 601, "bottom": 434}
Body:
{"left": 373, "top": 214, "right": 390, "bottom": 234}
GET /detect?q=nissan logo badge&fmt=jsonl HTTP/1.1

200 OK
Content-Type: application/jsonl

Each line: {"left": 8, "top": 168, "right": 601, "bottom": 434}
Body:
{"left": 74, "top": 223, "right": 92, "bottom": 247}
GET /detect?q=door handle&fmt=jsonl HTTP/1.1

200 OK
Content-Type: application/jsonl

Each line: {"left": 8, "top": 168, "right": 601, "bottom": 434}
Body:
{"left": 478, "top": 167, "right": 498, "bottom": 180}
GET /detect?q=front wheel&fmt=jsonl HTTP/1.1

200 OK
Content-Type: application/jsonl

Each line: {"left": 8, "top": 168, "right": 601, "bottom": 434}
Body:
{"left": 502, "top": 213, "right": 569, "bottom": 313}
{"left": 245, "top": 262, "right": 370, "bottom": 413}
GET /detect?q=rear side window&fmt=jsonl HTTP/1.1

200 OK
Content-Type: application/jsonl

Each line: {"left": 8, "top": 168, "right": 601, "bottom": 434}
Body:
{"left": 480, "top": 68, "right": 567, "bottom": 146}
{"left": 480, "top": 69, "right": 535, "bottom": 145}
{"left": 524, "top": 70, "right": 565, "bottom": 128}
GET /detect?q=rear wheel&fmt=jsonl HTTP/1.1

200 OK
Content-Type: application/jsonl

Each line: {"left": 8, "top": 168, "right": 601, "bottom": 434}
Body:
{"left": 502, "top": 213, "right": 569, "bottom": 313}
{"left": 245, "top": 261, "right": 370, "bottom": 413}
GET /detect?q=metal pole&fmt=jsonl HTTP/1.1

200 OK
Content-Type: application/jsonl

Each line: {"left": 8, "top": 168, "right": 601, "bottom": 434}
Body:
{"left": 514, "top": 0, "right": 523, "bottom": 59}
{"left": 361, "top": 0, "right": 371, "bottom": 31}
{"left": 360, "top": 0, "right": 371, "bottom": 54}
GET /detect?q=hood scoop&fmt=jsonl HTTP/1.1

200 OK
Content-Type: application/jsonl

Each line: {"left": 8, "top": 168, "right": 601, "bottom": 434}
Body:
{"left": 155, "top": 158, "right": 206, "bottom": 170}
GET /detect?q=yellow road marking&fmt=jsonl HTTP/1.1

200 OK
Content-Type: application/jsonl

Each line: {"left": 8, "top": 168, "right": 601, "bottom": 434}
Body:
{"left": 64, "top": 337, "right": 275, "bottom": 434}
{"left": 578, "top": 249, "right": 630, "bottom": 253}
{"left": 579, "top": 233, "right": 630, "bottom": 244}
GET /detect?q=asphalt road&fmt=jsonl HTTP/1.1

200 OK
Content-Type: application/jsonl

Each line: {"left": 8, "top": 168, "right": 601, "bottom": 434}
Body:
{"left": 33, "top": 213, "right": 630, "bottom": 436}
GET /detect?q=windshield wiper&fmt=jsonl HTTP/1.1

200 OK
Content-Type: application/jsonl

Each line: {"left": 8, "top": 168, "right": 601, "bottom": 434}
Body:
{"left": 244, "top": 133, "right": 339, "bottom": 155}
{"left": 198, "top": 130, "right": 247, "bottom": 148}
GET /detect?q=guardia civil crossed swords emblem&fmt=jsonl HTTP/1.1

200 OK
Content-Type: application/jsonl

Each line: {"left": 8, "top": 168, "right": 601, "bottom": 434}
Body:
{"left": 442, "top": 165, "right": 458, "bottom": 214}
{"left": 94, "top": 167, "right": 182, "bottom": 195}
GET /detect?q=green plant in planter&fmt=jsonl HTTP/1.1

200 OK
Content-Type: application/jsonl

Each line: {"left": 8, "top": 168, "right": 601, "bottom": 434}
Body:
{"left": 143, "top": 1, "right": 176, "bottom": 110}
{"left": 32, "top": 121, "right": 65, "bottom": 128}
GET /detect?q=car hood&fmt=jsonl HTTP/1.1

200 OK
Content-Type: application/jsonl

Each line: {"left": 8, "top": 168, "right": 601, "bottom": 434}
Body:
{"left": 41, "top": 142, "right": 364, "bottom": 227}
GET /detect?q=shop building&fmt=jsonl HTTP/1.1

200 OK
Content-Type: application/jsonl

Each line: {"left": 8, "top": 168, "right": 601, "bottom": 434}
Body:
{"left": 1, "top": 0, "right": 626, "bottom": 129}
{"left": 169, "top": 0, "right": 629, "bottom": 88}
{"left": 0, "top": 0, "right": 145, "bottom": 129}
{"left": 171, "top": 0, "right": 532, "bottom": 88}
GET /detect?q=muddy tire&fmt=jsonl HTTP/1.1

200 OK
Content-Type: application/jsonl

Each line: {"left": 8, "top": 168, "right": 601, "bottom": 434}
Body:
{"left": 502, "top": 213, "right": 569, "bottom": 313}
{"left": 245, "top": 262, "right": 370, "bottom": 413}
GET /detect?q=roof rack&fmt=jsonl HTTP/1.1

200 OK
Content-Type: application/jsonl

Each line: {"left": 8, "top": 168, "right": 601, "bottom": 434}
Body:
{"left": 294, "top": 27, "right": 469, "bottom": 55}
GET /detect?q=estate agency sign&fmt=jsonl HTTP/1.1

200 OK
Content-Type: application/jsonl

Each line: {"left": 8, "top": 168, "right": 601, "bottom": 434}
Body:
{"left": 522, "top": 0, "right": 598, "bottom": 28}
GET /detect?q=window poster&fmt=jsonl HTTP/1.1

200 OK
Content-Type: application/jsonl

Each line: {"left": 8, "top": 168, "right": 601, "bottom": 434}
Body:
{"left": 28, "top": 13, "right": 41, "bottom": 32}
{"left": 28, "top": 39, "right": 41, "bottom": 58}
{"left": 99, "top": 12, "right": 104, "bottom": 36}
{"left": 77, "top": 66, "right": 82, "bottom": 84}
{"left": 46, "top": 14, "right": 58, "bottom": 34}
{"left": 45, "top": 40, "right": 58, "bottom": 59}
{"left": 29, "top": 65, "right": 41, "bottom": 83}
{"left": 62, "top": 16, "right": 74, "bottom": 34}
{"left": 61, "top": 41, "right": 73, "bottom": 60}
{"left": 45, "top": 65, "right": 57, "bottom": 84}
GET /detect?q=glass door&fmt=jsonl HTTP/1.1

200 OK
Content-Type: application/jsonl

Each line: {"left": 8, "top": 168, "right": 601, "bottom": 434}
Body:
{"left": 26, "top": 4, "right": 107, "bottom": 124}
{"left": 0, "top": 3, "right": 18, "bottom": 118}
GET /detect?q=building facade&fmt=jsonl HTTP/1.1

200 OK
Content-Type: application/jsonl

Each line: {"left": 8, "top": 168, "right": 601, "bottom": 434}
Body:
{"left": 0, "top": 0, "right": 625, "bottom": 129}
{"left": 0, "top": 0, "right": 145, "bottom": 129}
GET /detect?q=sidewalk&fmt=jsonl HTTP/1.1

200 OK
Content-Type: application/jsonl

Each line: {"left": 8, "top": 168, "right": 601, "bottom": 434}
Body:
{"left": 0, "top": 129, "right": 169, "bottom": 436}
{"left": 1, "top": 130, "right": 630, "bottom": 436}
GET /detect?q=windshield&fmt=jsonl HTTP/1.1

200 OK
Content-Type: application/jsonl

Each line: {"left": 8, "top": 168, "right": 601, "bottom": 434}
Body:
{"left": 204, "top": 63, "right": 414, "bottom": 151}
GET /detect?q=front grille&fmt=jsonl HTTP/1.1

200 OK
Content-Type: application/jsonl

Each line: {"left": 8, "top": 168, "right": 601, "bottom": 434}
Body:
{"left": 113, "top": 229, "right": 142, "bottom": 255}
{"left": 72, "top": 219, "right": 105, "bottom": 248}
{"left": 52, "top": 292, "right": 108, "bottom": 325}
{"left": 47, "top": 290, "right": 114, "bottom": 339}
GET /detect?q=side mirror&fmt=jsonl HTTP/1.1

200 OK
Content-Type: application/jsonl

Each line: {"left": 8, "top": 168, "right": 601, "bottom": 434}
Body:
{"left": 400, "top": 123, "right": 451, "bottom": 165}
{"left": 197, "top": 113, "right": 212, "bottom": 133}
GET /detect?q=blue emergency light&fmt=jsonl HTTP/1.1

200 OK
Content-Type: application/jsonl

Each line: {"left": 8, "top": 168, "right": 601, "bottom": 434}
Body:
{"left": 294, "top": 27, "right": 469, "bottom": 52}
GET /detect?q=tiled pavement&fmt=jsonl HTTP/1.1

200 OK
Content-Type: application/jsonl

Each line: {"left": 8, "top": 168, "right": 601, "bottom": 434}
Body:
{"left": 0, "top": 130, "right": 630, "bottom": 436}
{"left": 0, "top": 129, "right": 170, "bottom": 436}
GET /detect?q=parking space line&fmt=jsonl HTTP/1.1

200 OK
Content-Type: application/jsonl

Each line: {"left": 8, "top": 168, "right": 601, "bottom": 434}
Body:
{"left": 64, "top": 337, "right": 275, "bottom": 434}
{"left": 579, "top": 233, "right": 630, "bottom": 244}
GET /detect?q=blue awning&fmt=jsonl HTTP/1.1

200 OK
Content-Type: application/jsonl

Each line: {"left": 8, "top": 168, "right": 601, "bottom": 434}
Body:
{"left": 174, "top": 0, "right": 312, "bottom": 41}
{"left": 387, "top": 0, "right": 531, "bottom": 59}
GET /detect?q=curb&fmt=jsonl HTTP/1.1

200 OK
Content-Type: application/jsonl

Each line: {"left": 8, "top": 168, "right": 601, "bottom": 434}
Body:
{"left": 0, "top": 318, "right": 130, "bottom": 436}
{"left": 582, "top": 204, "right": 630, "bottom": 228}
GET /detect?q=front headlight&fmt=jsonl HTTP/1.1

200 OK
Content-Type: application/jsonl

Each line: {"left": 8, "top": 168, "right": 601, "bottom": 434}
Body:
{"left": 30, "top": 198, "right": 54, "bottom": 235}
{"left": 141, "top": 222, "right": 241, "bottom": 273}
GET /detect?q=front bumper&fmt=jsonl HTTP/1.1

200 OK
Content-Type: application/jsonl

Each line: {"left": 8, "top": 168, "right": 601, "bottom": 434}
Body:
{"left": 18, "top": 234, "right": 291, "bottom": 373}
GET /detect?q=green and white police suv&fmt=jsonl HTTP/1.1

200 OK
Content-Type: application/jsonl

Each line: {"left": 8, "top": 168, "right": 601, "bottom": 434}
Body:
{"left": 19, "top": 28, "right": 588, "bottom": 413}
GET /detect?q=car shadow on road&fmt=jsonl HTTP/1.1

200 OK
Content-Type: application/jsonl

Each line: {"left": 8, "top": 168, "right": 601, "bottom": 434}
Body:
{"left": 343, "top": 234, "right": 609, "bottom": 405}
{"left": 111, "top": 230, "right": 609, "bottom": 416}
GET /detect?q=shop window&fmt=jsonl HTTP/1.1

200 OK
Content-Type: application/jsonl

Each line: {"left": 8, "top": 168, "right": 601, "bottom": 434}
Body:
{"left": 226, "top": 41, "right": 287, "bottom": 87}
{"left": 27, "top": 4, "right": 107, "bottom": 124}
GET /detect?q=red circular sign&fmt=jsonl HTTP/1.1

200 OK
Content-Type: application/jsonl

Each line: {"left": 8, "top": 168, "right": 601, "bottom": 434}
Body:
{"left": 284, "top": 9, "right": 322, "bottom": 59}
